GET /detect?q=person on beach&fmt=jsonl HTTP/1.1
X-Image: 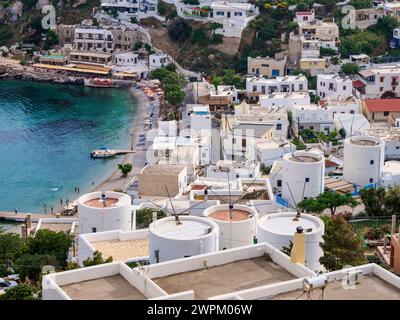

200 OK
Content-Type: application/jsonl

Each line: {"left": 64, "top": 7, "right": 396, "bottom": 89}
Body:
{"left": 14, "top": 208, "right": 17, "bottom": 215}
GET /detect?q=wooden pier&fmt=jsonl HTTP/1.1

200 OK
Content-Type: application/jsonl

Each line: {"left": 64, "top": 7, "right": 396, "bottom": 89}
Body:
{"left": 0, "top": 212, "right": 59, "bottom": 223}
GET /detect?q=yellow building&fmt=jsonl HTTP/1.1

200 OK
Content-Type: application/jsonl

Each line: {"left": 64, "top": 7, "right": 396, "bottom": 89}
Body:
{"left": 299, "top": 58, "right": 327, "bottom": 76}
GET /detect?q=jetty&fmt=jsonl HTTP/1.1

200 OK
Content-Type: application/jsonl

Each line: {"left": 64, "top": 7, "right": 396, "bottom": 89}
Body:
{"left": 0, "top": 212, "right": 58, "bottom": 223}
{"left": 90, "top": 149, "right": 136, "bottom": 159}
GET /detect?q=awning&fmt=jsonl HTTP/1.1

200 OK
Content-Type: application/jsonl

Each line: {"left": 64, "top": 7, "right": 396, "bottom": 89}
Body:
{"left": 359, "top": 70, "right": 374, "bottom": 78}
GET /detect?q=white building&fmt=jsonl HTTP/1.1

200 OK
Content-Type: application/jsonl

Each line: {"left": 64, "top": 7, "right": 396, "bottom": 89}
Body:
{"left": 246, "top": 75, "right": 308, "bottom": 99}
{"left": 384, "top": 1, "right": 400, "bottom": 21}
{"left": 149, "top": 52, "right": 171, "bottom": 69}
{"left": 222, "top": 105, "right": 289, "bottom": 161}
{"left": 257, "top": 212, "right": 325, "bottom": 272}
{"left": 343, "top": 136, "right": 385, "bottom": 187}
{"left": 210, "top": 1, "right": 258, "bottom": 38}
{"left": 294, "top": 99, "right": 361, "bottom": 133}
{"left": 334, "top": 113, "right": 370, "bottom": 137}
{"left": 259, "top": 92, "right": 311, "bottom": 111}
{"left": 205, "top": 160, "right": 261, "bottom": 180}
{"left": 189, "top": 104, "right": 212, "bottom": 135}
{"left": 281, "top": 151, "right": 325, "bottom": 207}
{"left": 254, "top": 137, "right": 297, "bottom": 166}
{"left": 148, "top": 216, "right": 219, "bottom": 264}
{"left": 317, "top": 74, "right": 353, "bottom": 100}
{"left": 363, "top": 127, "right": 400, "bottom": 160}
{"left": 294, "top": 10, "right": 315, "bottom": 24}
{"left": 357, "top": 65, "right": 400, "bottom": 98}
{"left": 349, "top": 54, "right": 371, "bottom": 70}
{"left": 77, "top": 191, "right": 134, "bottom": 235}
{"left": 114, "top": 51, "right": 138, "bottom": 66}
{"left": 100, "top": 0, "right": 158, "bottom": 20}
{"left": 381, "top": 161, "right": 400, "bottom": 187}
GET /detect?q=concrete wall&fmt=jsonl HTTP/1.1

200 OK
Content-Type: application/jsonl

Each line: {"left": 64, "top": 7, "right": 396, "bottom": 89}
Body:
{"left": 78, "top": 229, "right": 149, "bottom": 266}
{"left": 42, "top": 262, "right": 167, "bottom": 300}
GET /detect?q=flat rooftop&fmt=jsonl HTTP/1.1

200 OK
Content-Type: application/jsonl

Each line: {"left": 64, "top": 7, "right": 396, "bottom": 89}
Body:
{"left": 85, "top": 198, "right": 119, "bottom": 208}
{"left": 289, "top": 155, "right": 319, "bottom": 163}
{"left": 271, "top": 275, "right": 400, "bottom": 300}
{"left": 141, "top": 164, "right": 186, "bottom": 176}
{"left": 153, "top": 257, "right": 296, "bottom": 300}
{"left": 61, "top": 275, "right": 146, "bottom": 300}
{"left": 92, "top": 239, "right": 149, "bottom": 262}
{"left": 350, "top": 139, "right": 378, "bottom": 146}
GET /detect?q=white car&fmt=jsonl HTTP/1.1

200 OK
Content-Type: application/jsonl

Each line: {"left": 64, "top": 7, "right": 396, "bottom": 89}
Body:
{"left": 0, "top": 278, "right": 18, "bottom": 293}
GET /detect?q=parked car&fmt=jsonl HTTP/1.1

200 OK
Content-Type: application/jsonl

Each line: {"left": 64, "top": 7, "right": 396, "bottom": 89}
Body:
{"left": 0, "top": 278, "right": 18, "bottom": 293}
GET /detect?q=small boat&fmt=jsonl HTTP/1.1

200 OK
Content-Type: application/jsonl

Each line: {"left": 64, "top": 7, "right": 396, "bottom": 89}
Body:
{"left": 84, "top": 78, "right": 114, "bottom": 88}
{"left": 90, "top": 148, "right": 116, "bottom": 159}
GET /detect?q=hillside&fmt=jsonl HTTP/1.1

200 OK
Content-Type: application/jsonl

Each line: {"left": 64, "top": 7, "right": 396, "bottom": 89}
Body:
{"left": 0, "top": 0, "right": 100, "bottom": 47}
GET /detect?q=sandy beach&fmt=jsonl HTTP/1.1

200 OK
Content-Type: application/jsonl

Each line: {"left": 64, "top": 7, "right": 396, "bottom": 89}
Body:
{"left": 92, "top": 86, "right": 152, "bottom": 193}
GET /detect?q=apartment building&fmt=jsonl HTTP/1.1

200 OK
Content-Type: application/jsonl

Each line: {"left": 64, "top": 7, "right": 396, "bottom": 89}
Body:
{"left": 73, "top": 26, "right": 139, "bottom": 52}
{"left": 100, "top": 0, "right": 158, "bottom": 18}
{"left": 247, "top": 55, "right": 287, "bottom": 78}
{"left": 246, "top": 75, "right": 308, "bottom": 100}
{"left": 298, "top": 19, "right": 340, "bottom": 52}
{"left": 357, "top": 65, "right": 400, "bottom": 98}
{"left": 299, "top": 58, "right": 327, "bottom": 76}
{"left": 317, "top": 74, "right": 353, "bottom": 99}
{"left": 355, "top": 8, "right": 384, "bottom": 30}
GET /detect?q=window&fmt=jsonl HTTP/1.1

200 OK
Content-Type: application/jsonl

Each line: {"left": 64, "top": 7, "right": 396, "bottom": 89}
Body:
{"left": 369, "top": 178, "right": 374, "bottom": 183}
{"left": 276, "top": 124, "right": 282, "bottom": 130}
{"left": 234, "top": 12, "right": 243, "bottom": 16}
{"left": 384, "top": 111, "right": 390, "bottom": 116}
{"left": 299, "top": 84, "right": 304, "bottom": 91}
{"left": 305, "top": 178, "right": 310, "bottom": 182}
{"left": 397, "top": 146, "right": 400, "bottom": 150}
{"left": 370, "top": 160, "right": 374, "bottom": 165}
{"left": 380, "top": 76, "right": 385, "bottom": 82}
{"left": 277, "top": 180, "right": 282, "bottom": 187}
{"left": 92, "top": 227, "right": 97, "bottom": 233}
{"left": 216, "top": 11, "right": 225, "bottom": 16}
{"left": 310, "top": 126, "right": 314, "bottom": 130}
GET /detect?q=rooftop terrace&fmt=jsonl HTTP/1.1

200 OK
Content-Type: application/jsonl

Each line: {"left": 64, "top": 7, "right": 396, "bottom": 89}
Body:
{"left": 271, "top": 275, "right": 400, "bottom": 300}
{"left": 61, "top": 275, "right": 146, "bottom": 300}
{"left": 153, "top": 257, "right": 296, "bottom": 300}
{"left": 92, "top": 239, "right": 149, "bottom": 262}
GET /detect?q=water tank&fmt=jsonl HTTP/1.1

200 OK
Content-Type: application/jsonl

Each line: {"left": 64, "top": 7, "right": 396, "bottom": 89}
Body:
{"left": 203, "top": 204, "right": 258, "bottom": 250}
{"left": 149, "top": 216, "right": 219, "bottom": 264}
{"left": 282, "top": 151, "right": 325, "bottom": 207}
{"left": 257, "top": 212, "right": 325, "bottom": 272}
{"left": 343, "top": 136, "right": 385, "bottom": 187}
{"left": 78, "top": 191, "right": 133, "bottom": 234}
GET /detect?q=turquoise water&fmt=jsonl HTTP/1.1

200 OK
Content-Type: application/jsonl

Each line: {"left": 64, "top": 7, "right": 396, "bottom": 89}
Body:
{"left": 0, "top": 80, "right": 136, "bottom": 214}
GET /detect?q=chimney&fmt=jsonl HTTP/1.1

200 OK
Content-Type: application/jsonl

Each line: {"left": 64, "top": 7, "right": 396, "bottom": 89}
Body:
{"left": 152, "top": 211, "right": 158, "bottom": 223}
{"left": 290, "top": 227, "right": 306, "bottom": 266}
{"left": 392, "top": 215, "right": 397, "bottom": 235}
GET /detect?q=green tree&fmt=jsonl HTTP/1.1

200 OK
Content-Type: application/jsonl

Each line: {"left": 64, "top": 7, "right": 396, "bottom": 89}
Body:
{"left": 222, "top": 69, "right": 244, "bottom": 89}
{"left": 349, "top": 0, "right": 372, "bottom": 9}
{"left": 43, "top": 30, "right": 59, "bottom": 50}
{"left": 260, "top": 163, "right": 271, "bottom": 175}
{"left": 341, "top": 63, "right": 360, "bottom": 76}
{"left": 298, "top": 192, "right": 358, "bottom": 217}
{"left": 0, "top": 233, "right": 23, "bottom": 262}
{"left": 118, "top": 163, "right": 133, "bottom": 177}
{"left": 0, "top": 284, "right": 38, "bottom": 300}
{"left": 168, "top": 18, "right": 192, "bottom": 42}
{"left": 383, "top": 186, "right": 400, "bottom": 216}
{"left": 369, "top": 16, "right": 400, "bottom": 40}
{"left": 320, "top": 216, "right": 367, "bottom": 271}
{"left": 360, "top": 187, "right": 386, "bottom": 217}
{"left": 83, "top": 251, "right": 113, "bottom": 267}
{"left": 165, "top": 89, "right": 185, "bottom": 106}
{"left": 16, "top": 254, "right": 57, "bottom": 282}
{"left": 136, "top": 208, "right": 167, "bottom": 229}
{"left": 340, "top": 31, "right": 384, "bottom": 57}
{"left": 23, "top": 229, "right": 73, "bottom": 268}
